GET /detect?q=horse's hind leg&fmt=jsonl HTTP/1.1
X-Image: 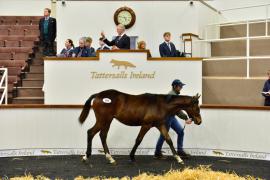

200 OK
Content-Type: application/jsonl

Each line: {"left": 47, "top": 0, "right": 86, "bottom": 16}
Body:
{"left": 82, "top": 123, "right": 101, "bottom": 162}
{"left": 157, "top": 125, "right": 184, "bottom": 164}
{"left": 99, "top": 119, "right": 116, "bottom": 164}
{"left": 129, "top": 125, "right": 151, "bottom": 162}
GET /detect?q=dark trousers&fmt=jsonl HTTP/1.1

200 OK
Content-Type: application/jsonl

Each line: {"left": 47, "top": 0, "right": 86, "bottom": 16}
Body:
{"left": 264, "top": 99, "right": 270, "bottom": 106}
{"left": 155, "top": 116, "right": 184, "bottom": 153}
{"left": 42, "top": 35, "right": 55, "bottom": 56}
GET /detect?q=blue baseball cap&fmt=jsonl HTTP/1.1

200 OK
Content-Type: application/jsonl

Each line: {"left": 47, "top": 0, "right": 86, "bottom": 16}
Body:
{"left": 171, "top": 79, "right": 185, "bottom": 87}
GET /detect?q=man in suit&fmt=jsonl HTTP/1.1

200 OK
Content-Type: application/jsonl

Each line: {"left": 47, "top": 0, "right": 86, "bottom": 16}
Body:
{"left": 101, "top": 24, "right": 130, "bottom": 50}
{"left": 39, "top": 8, "right": 57, "bottom": 56}
{"left": 97, "top": 37, "right": 110, "bottom": 50}
{"left": 159, "top": 32, "right": 178, "bottom": 57}
{"left": 73, "top": 37, "right": 91, "bottom": 57}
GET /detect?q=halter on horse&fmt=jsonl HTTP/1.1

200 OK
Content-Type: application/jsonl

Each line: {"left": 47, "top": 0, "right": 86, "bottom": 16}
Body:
{"left": 79, "top": 89, "right": 202, "bottom": 165}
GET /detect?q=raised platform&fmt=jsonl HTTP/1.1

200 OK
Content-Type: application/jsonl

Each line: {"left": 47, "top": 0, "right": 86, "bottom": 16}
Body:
{"left": 0, "top": 104, "right": 269, "bottom": 162}
{"left": 43, "top": 50, "right": 202, "bottom": 104}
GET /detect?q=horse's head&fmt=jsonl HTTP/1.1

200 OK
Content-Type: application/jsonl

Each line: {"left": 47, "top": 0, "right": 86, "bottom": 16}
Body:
{"left": 185, "top": 93, "right": 202, "bottom": 125}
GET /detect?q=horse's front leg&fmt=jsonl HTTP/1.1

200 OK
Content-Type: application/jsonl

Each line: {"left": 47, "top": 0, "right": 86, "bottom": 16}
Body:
{"left": 82, "top": 123, "right": 100, "bottom": 162}
{"left": 157, "top": 124, "right": 184, "bottom": 164}
{"left": 129, "top": 125, "right": 151, "bottom": 162}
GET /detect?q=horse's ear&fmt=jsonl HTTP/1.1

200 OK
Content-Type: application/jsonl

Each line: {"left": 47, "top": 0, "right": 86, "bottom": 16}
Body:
{"left": 194, "top": 93, "right": 201, "bottom": 99}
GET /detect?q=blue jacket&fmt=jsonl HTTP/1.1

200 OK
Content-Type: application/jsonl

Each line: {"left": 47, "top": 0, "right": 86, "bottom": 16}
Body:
{"left": 89, "top": 47, "right": 96, "bottom": 57}
{"left": 262, "top": 79, "right": 270, "bottom": 106}
{"left": 59, "top": 47, "right": 73, "bottom": 57}
{"left": 159, "top": 42, "right": 178, "bottom": 57}
{"left": 73, "top": 46, "right": 91, "bottom": 57}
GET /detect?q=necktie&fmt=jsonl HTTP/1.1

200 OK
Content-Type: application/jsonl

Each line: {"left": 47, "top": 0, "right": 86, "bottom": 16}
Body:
{"left": 167, "top": 43, "right": 171, "bottom": 51}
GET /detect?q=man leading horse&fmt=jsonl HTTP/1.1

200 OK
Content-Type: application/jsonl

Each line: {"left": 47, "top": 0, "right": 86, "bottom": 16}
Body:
{"left": 155, "top": 79, "right": 192, "bottom": 159}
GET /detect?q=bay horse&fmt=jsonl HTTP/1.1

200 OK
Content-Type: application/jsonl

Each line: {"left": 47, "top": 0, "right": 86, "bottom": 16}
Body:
{"left": 79, "top": 89, "right": 202, "bottom": 165}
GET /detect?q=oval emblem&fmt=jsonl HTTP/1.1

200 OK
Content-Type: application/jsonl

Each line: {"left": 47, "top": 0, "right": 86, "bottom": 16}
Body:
{"left": 103, "top": 98, "right": 112, "bottom": 103}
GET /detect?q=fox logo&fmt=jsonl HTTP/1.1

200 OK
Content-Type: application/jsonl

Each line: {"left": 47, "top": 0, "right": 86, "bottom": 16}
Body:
{"left": 41, "top": 150, "right": 52, "bottom": 154}
{"left": 212, "top": 150, "right": 224, "bottom": 156}
{"left": 110, "top": 59, "right": 136, "bottom": 70}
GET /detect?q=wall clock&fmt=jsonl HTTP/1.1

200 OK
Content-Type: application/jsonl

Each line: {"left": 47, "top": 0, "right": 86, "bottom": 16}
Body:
{"left": 114, "top": 7, "right": 136, "bottom": 29}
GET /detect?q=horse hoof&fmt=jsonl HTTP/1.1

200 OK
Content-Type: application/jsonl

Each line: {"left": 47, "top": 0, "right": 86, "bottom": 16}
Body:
{"left": 179, "top": 161, "right": 184, "bottom": 165}
{"left": 129, "top": 155, "right": 135, "bottom": 162}
{"left": 82, "top": 155, "right": 89, "bottom": 163}
{"left": 106, "top": 153, "right": 116, "bottom": 165}
{"left": 110, "top": 161, "right": 117, "bottom": 165}
{"left": 174, "top": 155, "right": 184, "bottom": 165}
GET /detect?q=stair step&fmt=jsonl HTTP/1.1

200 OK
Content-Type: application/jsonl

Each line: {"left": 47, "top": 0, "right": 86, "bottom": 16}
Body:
{"left": 16, "top": 87, "right": 43, "bottom": 97}
{"left": 22, "top": 79, "right": 44, "bottom": 87}
{"left": 220, "top": 22, "right": 270, "bottom": 39}
{"left": 31, "top": 59, "right": 44, "bottom": 65}
{"left": 250, "top": 58, "right": 270, "bottom": 76}
{"left": 220, "top": 24, "right": 246, "bottom": 38}
{"left": 211, "top": 40, "right": 246, "bottom": 57}
{"left": 30, "top": 65, "right": 43, "bottom": 73}
{"left": 12, "top": 97, "right": 44, "bottom": 104}
{"left": 250, "top": 39, "right": 270, "bottom": 56}
{"left": 25, "top": 72, "right": 44, "bottom": 79}
{"left": 203, "top": 59, "right": 247, "bottom": 77}
{"left": 211, "top": 39, "right": 270, "bottom": 57}
{"left": 202, "top": 78, "right": 265, "bottom": 106}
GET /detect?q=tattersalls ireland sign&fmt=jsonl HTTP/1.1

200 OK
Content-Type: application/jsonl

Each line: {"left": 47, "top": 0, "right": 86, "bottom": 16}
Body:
{"left": 44, "top": 51, "right": 202, "bottom": 104}
{"left": 90, "top": 59, "right": 156, "bottom": 79}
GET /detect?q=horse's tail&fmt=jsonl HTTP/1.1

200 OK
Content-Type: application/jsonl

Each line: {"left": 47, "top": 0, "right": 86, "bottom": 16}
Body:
{"left": 79, "top": 94, "right": 97, "bottom": 124}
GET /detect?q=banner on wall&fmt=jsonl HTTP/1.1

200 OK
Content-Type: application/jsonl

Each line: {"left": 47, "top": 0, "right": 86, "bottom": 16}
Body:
{"left": 44, "top": 52, "right": 202, "bottom": 104}
{"left": 0, "top": 148, "right": 269, "bottom": 161}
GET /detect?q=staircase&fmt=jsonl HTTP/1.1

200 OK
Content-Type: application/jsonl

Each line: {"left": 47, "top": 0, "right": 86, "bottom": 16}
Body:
{"left": 12, "top": 46, "right": 44, "bottom": 104}
{"left": 0, "top": 16, "right": 44, "bottom": 104}
{"left": 202, "top": 20, "right": 269, "bottom": 106}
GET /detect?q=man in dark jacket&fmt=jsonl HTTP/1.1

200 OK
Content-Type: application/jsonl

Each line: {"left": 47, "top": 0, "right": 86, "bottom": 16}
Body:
{"left": 101, "top": 24, "right": 130, "bottom": 50}
{"left": 97, "top": 37, "right": 110, "bottom": 50}
{"left": 73, "top": 38, "right": 91, "bottom": 57}
{"left": 159, "top": 32, "right": 178, "bottom": 57}
{"left": 39, "top": 8, "right": 56, "bottom": 56}
{"left": 262, "top": 70, "right": 270, "bottom": 106}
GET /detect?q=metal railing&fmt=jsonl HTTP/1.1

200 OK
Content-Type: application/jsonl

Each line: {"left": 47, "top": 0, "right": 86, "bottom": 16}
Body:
{"left": 196, "top": 4, "right": 270, "bottom": 78}
{"left": 0, "top": 68, "right": 8, "bottom": 105}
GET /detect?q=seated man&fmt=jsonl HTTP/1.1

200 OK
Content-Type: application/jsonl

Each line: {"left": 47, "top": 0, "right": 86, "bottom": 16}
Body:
{"left": 97, "top": 37, "right": 110, "bottom": 50}
{"left": 262, "top": 70, "right": 270, "bottom": 106}
{"left": 159, "top": 32, "right": 178, "bottom": 57}
{"left": 85, "top": 37, "right": 96, "bottom": 56}
{"left": 73, "top": 37, "right": 90, "bottom": 57}
{"left": 101, "top": 24, "right": 130, "bottom": 50}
